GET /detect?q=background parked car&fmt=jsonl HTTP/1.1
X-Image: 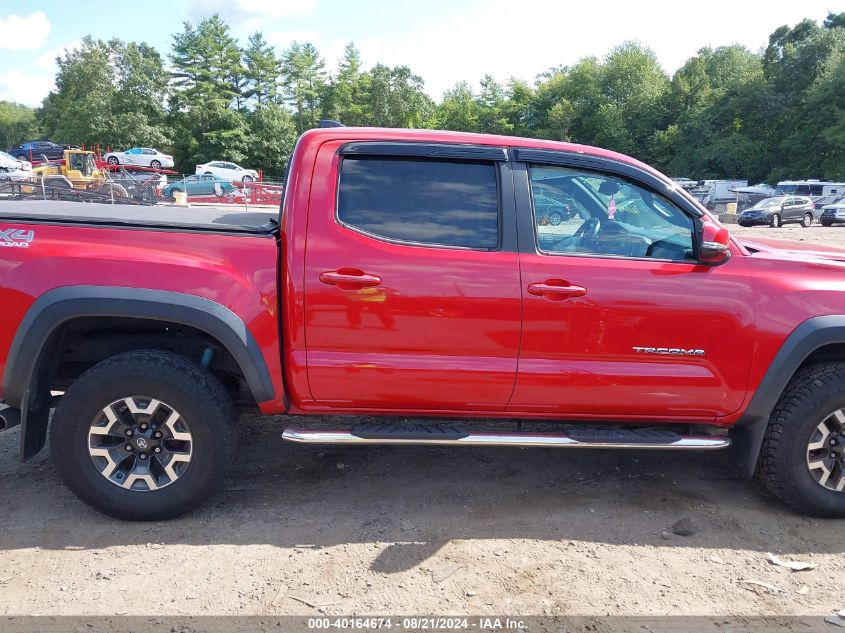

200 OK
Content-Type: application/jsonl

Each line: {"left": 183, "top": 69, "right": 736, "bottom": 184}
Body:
{"left": 6, "top": 140, "right": 75, "bottom": 162}
{"left": 820, "top": 200, "right": 845, "bottom": 226}
{"left": 195, "top": 160, "right": 258, "bottom": 182}
{"left": 814, "top": 194, "right": 845, "bottom": 218}
{"left": 163, "top": 174, "right": 243, "bottom": 197}
{"left": 0, "top": 151, "right": 32, "bottom": 181}
{"left": 737, "top": 196, "right": 815, "bottom": 228}
{"left": 104, "top": 148, "right": 174, "bottom": 169}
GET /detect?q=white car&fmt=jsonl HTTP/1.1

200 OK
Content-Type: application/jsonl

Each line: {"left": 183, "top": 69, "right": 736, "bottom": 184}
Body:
{"left": 0, "top": 151, "right": 32, "bottom": 181}
{"left": 104, "top": 147, "right": 174, "bottom": 170}
{"left": 195, "top": 161, "right": 258, "bottom": 183}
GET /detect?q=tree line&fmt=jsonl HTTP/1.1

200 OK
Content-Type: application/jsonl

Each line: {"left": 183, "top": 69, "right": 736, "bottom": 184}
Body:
{"left": 1, "top": 12, "right": 844, "bottom": 181}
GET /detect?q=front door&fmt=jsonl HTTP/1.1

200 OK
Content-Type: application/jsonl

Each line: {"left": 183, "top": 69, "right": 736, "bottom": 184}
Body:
{"left": 303, "top": 141, "right": 521, "bottom": 411}
{"left": 509, "top": 155, "right": 755, "bottom": 420}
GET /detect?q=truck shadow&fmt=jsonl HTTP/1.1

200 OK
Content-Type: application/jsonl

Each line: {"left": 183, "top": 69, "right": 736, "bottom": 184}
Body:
{"left": 0, "top": 414, "right": 839, "bottom": 571}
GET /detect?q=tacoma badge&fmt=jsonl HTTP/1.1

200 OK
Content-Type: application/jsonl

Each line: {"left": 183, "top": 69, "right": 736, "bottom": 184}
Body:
{"left": 632, "top": 347, "right": 705, "bottom": 356}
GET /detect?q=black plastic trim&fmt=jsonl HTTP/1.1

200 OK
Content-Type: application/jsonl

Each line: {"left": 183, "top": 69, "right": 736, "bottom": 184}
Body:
{"left": 340, "top": 142, "right": 509, "bottom": 162}
{"left": 3, "top": 286, "right": 276, "bottom": 410}
{"left": 730, "top": 315, "right": 845, "bottom": 477}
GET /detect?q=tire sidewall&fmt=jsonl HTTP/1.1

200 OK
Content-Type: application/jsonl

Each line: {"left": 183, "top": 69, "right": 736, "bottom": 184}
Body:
{"left": 773, "top": 387, "right": 845, "bottom": 516}
{"left": 51, "top": 361, "right": 232, "bottom": 520}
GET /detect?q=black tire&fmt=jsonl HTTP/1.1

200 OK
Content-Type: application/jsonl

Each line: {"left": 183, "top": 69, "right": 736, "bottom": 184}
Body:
{"left": 150, "top": 160, "right": 162, "bottom": 170}
{"left": 738, "top": 222, "right": 752, "bottom": 227}
{"left": 50, "top": 350, "right": 235, "bottom": 520}
{"left": 770, "top": 213, "right": 782, "bottom": 228}
{"left": 107, "top": 156, "right": 119, "bottom": 165}
{"left": 801, "top": 212, "right": 813, "bottom": 227}
{"left": 242, "top": 175, "right": 255, "bottom": 184}
{"left": 17, "top": 154, "right": 27, "bottom": 161}
{"left": 548, "top": 212, "right": 562, "bottom": 226}
{"left": 760, "top": 362, "right": 845, "bottom": 517}
{"left": 821, "top": 220, "right": 833, "bottom": 227}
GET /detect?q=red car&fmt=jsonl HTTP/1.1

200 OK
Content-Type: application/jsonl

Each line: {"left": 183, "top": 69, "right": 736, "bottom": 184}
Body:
{"left": 1, "top": 126, "right": 845, "bottom": 520}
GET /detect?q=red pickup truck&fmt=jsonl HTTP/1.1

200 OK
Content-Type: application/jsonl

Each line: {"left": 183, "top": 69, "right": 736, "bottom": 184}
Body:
{"left": 2, "top": 126, "right": 845, "bottom": 520}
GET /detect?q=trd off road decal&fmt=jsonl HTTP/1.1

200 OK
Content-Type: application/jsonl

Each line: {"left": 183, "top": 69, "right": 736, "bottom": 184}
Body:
{"left": 0, "top": 228, "right": 35, "bottom": 248}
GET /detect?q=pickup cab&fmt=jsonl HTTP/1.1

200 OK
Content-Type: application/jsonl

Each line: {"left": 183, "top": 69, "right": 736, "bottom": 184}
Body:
{"left": 2, "top": 127, "right": 845, "bottom": 520}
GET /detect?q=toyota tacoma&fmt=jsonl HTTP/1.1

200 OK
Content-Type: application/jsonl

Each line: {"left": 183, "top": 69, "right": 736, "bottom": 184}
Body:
{"left": 1, "top": 126, "right": 845, "bottom": 520}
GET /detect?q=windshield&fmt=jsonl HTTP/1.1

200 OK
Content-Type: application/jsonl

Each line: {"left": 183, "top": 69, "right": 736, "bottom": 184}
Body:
{"left": 0, "top": 151, "right": 16, "bottom": 162}
{"left": 754, "top": 198, "right": 783, "bottom": 209}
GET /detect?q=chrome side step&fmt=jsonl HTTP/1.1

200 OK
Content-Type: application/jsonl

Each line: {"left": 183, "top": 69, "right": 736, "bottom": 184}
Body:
{"left": 281, "top": 427, "right": 730, "bottom": 450}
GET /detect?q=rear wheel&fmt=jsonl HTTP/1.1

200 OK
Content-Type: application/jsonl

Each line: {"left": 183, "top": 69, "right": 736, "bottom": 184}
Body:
{"left": 17, "top": 154, "right": 27, "bottom": 161}
{"left": 760, "top": 362, "right": 845, "bottom": 517}
{"left": 821, "top": 220, "right": 834, "bottom": 227}
{"left": 107, "top": 156, "right": 119, "bottom": 165}
{"left": 548, "top": 212, "right": 562, "bottom": 226}
{"left": 50, "top": 350, "right": 235, "bottom": 520}
{"left": 770, "top": 213, "right": 782, "bottom": 228}
{"left": 97, "top": 183, "right": 129, "bottom": 199}
{"left": 242, "top": 175, "right": 255, "bottom": 184}
{"left": 150, "top": 160, "right": 162, "bottom": 170}
{"left": 801, "top": 212, "right": 813, "bottom": 227}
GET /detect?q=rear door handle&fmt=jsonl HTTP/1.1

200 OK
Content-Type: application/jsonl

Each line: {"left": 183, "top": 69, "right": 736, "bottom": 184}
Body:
{"left": 319, "top": 268, "right": 382, "bottom": 289}
{"left": 527, "top": 280, "right": 587, "bottom": 300}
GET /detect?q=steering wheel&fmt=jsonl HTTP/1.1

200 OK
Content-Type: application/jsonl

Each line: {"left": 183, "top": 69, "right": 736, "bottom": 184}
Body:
{"left": 574, "top": 216, "right": 601, "bottom": 246}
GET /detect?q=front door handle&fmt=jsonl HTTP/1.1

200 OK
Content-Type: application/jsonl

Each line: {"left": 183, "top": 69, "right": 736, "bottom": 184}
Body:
{"left": 527, "top": 280, "right": 587, "bottom": 300}
{"left": 319, "top": 268, "right": 382, "bottom": 289}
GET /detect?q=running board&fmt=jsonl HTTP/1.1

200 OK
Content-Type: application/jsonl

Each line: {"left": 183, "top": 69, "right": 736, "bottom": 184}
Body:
{"left": 281, "top": 424, "right": 730, "bottom": 450}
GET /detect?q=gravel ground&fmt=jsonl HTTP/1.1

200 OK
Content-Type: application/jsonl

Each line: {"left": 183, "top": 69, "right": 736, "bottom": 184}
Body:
{"left": 0, "top": 223, "right": 844, "bottom": 620}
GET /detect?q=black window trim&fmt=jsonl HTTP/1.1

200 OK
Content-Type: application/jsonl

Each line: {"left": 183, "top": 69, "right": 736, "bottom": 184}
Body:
{"left": 334, "top": 152, "right": 508, "bottom": 252}
{"left": 340, "top": 141, "right": 509, "bottom": 162}
{"left": 513, "top": 155, "right": 703, "bottom": 264}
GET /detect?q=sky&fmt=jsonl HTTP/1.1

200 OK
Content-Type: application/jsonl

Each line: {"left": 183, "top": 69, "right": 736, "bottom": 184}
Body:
{"left": 0, "top": 0, "right": 841, "bottom": 107}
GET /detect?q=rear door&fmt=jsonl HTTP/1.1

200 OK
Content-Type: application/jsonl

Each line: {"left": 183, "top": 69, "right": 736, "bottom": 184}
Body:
{"left": 510, "top": 151, "right": 754, "bottom": 420}
{"left": 303, "top": 141, "right": 521, "bottom": 411}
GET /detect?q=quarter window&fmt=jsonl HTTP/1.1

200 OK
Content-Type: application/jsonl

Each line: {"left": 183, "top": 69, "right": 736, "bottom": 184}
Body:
{"left": 338, "top": 156, "right": 500, "bottom": 249}
{"left": 529, "top": 165, "right": 695, "bottom": 261}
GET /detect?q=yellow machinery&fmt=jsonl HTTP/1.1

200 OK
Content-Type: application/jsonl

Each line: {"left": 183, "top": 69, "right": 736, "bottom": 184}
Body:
{"left": 30, "top": 150, "right": 128, "bottom": 198}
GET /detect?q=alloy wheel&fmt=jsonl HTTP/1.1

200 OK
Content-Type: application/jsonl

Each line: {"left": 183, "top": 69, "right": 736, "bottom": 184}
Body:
{"left": 87, "top": 396, "right": 193, "bottom": 492}
{"left": 806, "top": 408, "right": 845, "bottom": 492}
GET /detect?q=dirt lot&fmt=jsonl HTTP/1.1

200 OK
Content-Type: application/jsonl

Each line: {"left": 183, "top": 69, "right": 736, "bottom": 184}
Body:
{"left": 0, "top": 223, "right": 844, "bottom": 619}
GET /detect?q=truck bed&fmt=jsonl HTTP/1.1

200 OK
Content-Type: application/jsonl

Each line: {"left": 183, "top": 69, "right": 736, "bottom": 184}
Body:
{"left": 0, "top": 200, "right": 278, "bottom": 235}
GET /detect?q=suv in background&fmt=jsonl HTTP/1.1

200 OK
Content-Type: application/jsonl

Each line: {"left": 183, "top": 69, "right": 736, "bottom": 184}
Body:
{"left": 738, "top": 196, "right": 815, "bottom": 228}
{"left": 820, "top": 199, "right": 845, "bottom": 226}
{"left": 6, "top": 140, "right": 75, "bottom": 162}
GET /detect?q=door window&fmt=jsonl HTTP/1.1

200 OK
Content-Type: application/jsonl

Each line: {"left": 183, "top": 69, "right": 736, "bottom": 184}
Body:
{"left": 338, "top": 156, "right": 500, "bottom": 249}
{"left": 529, "top": 165, "right": 695, "bottom": 261}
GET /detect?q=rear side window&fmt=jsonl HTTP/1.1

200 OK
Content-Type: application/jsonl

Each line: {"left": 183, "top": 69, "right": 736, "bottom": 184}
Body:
{"left": 337, "top": 157, "right": 499, "bottom": 249}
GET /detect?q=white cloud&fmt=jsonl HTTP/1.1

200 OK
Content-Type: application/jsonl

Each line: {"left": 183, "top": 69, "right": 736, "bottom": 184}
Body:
{"left": 0, "top": 11, "right": 51, "bottom": 51}
{"left": 236, "top": 0, "right": 316, "bottom": 19}
{"left": 265, "top": 29, "right": 322, "bottom": 50}
{"left": 35, "top": 40, "right": 81, "bottom": 70}
{"left": 0, "top": 71, "right": 54, "bottom": 106}
{"left": 182, "top": 0, "right": 316, "bottom": 31}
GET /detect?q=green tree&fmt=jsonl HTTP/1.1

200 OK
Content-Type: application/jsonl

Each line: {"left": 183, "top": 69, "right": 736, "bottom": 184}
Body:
{"left": 280, "top": 42, "right": 326, "bottom": 134}
{"left": 246, "top": 103, "right": 297, "bottom": 178}
{"left": 0, "top": 101, "right": 40, "bottom": 150}
{"left": 243, "top": 32, "right": 280, "bottom": 107}
{"left": 322, "top": 43, "right": 370, "bottom": 125}
{"left": 367, "top": 64, "right": 435, "bottom": 128}
{"left": 169, "top": 15, "right": 248, "bottom": 167}
{"left": 40, "top": 36, "right": 169, "bottom": 149}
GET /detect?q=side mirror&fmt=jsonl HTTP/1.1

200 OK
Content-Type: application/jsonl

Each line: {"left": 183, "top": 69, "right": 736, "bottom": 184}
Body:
{"left": 700, "top": 222, "right": 731, "bottom": 266}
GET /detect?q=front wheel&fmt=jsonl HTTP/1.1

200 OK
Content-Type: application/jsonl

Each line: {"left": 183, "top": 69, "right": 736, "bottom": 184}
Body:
{"left": 107, "top": 156, "right": 119, "bottom": 165}
{"left": 801, "top": 212, "right": 813, "bottom": 227}
{"left": 50, "top": 350, "right": 235, "bottom": 520}
{"left": 821, "top": 220, "right": 834, "bottom": 227}
{"left": 770, "top": 213, "right": 782, "bottom": 228}
{"left": 760, "top": 362, "right": 845, "bottom": 517}
{"left": 242, "top": 175, "right": 255, "bottom": 184}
